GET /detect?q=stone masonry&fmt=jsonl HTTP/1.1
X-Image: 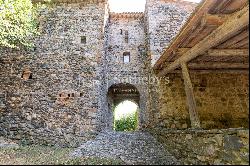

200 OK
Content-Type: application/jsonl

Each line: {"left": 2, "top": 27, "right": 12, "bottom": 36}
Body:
{"left": 0, "top": 0, "right": 249, "bottom": 155}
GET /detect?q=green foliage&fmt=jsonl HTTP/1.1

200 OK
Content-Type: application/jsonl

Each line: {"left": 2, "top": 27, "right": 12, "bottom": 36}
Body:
{"left": 0, "top": 145, "right": 125, "bottom": 165}
{"left": 114, "top": 111, "right": 138, "bottom": 132}
{"left": 0, "top": 0, "right": 39, "bottom": 48}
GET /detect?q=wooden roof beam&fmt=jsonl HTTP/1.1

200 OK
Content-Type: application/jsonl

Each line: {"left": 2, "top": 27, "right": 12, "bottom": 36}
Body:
{"left": 202, "top": 14, "right": 229, "bottom": 27}
{"left": 177, "top": 48, "right": 249, "bottom": 57}
{"left": 188, "top": 62, "right": 249, "bottom": 69}
{"left": 157, "top": 5, "right": 249, "bottom": 76}
{"left": 154, "top": 0, "right": 219, "bottom": 69}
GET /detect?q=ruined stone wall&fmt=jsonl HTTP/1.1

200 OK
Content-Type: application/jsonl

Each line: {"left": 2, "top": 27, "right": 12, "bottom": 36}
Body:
{"left": 0, "top": 1, "right": 108, "bottom": 147}
{"left": 145, "top": 0, "right": 197, "bottom": 65}
{"left": 104, "top": 13, "right": 149, "bottom": 129}
{"left": 151, "top": 73, "right": 249, "bottom": 130}
{"left": 149, "top": 128, "right": 249, "bottom": 165}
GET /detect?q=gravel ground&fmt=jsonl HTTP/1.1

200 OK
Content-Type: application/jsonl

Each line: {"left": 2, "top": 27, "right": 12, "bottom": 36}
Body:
{"left": 71, "top": 131, "right": 180, "bottom": 165}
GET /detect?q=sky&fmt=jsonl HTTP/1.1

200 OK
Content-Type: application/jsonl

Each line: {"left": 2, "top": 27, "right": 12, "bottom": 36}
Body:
{"left": 114, "top": 100, "right": 138, "bottom": 120}
{"left": 108, "top": 0, "right": 202, "bottom": 13}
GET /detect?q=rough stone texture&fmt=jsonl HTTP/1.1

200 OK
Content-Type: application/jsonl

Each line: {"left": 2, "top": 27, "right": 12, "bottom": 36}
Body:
{"left": 0, "top": 1, "right": 108, "bottom": 147}
{"left": 150, "top": 73, "right": 249, "bottom": 130}
{"left": 0, "top": 137, "right": 19, "bottom": 149}
{"left": 104, "top": 13, "right": 149, "bottom": 129}
{"left": 71, "top": 131, "right": 180, "bottom": 165}
{"left": 149, "top": 128, "right": 249, "bottom": 165}
{"left": 145, "top": 0, "right": 197, "bottom": 65}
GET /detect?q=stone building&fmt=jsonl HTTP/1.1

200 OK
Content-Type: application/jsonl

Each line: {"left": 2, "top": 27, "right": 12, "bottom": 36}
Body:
{"left": 0, "top": 0, "right": 249, "bottom": 160}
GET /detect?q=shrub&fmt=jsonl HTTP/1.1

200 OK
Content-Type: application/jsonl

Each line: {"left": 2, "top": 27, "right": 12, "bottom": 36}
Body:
{"left": 114, "top": 111, "right": 138, "bottom": 131}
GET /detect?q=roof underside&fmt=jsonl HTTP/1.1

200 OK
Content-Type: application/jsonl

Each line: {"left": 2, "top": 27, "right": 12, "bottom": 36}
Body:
{"left": 155, "top": 0, "right": 249, "bottom": 72}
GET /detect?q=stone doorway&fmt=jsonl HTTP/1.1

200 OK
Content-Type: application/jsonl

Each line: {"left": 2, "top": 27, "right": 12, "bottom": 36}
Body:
{"left": 107, "top": 83, "right": 140, "bottom": 131}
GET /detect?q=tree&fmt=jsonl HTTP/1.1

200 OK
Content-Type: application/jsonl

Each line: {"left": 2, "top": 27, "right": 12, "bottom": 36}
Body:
{"left": 0, "top": 0, "right": 39, "bottom": 49}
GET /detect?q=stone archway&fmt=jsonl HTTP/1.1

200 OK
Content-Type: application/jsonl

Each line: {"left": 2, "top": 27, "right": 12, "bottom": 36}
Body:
{"left": 107, "top": 83, "right": 141, "bottom": 130}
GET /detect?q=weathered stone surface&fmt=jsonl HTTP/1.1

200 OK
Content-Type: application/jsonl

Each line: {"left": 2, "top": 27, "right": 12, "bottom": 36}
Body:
{"left": 71, "top": 131, "right": 180, "bottom": 165}
{"left": 149, "top": 128, "right": 249, "bottom": 165}
{"left": 148, "top": 73, "right": 249, "bottom": 130}
{"left": 145, "top": 0, "right": 197, "bottom": 65}
{"left": 0, "top": 137, "right": 19, "bottom": 149}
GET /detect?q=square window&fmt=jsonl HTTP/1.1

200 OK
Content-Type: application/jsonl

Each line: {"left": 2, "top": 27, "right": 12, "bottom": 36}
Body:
{"left": 81, "top": 36, "right": 86, "bottom": 44}
{"left": 123, "top": 52, "right": 130, "bottom": 63}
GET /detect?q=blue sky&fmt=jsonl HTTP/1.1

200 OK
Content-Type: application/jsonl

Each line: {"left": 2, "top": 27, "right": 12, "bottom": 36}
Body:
{"left": 108, "top": 0, "right": 202, "bottom": 12}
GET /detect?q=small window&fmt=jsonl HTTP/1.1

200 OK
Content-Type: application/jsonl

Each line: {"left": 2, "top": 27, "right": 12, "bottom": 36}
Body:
{"left": 21, "top": 69, "right": 32, "bottom": 81}
{"left": 120, "top": 29, "right": 123, "bottom": 35}
{"left": 80, "top": 93, "right": 83, "bottom": 97}
{"left": 81, "top": 36, "right": 86, "bottom": 44}
{"left": 125, "top": 31, "right": 128, "bottom": 43}
{"left": 123, "top": 52, "right": 130, "bottom": 63}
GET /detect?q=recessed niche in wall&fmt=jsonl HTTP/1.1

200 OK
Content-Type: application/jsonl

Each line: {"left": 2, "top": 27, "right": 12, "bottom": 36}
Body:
{"left": 81, "top": 36, "right": 86, "bottom": 44}
{"left": 125, "top": 31, "right": 128, "bottom": 43}
{"left": 57, "top": 92, "right": 76, "bottom": 105}
{"left": 120, "top": 29, "right": 123, "bottom": 35}
{"left": 21, "top": 68, "right": 32, "bottom": 81}
{"left": 80, "top": 93, "right": 83, "bottom": 97}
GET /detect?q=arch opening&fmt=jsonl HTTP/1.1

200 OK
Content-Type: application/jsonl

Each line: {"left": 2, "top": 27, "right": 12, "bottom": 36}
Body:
{"left": 107, "top": 83, "right": 140, "bottom": 131}
{"left": 113, "top": 100, "right": 139, "bottom": 131}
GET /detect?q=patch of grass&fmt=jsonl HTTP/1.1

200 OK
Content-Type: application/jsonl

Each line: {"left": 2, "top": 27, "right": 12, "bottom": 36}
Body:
{"left": 0, "top": 145, "right": 125, "bottom": 165}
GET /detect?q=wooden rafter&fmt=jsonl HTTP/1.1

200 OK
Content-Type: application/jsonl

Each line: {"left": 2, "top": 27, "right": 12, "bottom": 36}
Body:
{"left": 177, "top": 48, "right": 249, "bottom": 57}
{"left": 157, "top": 5, "right": 249, "bottom": 76}
{"left": 154, "top": 0, "right": 219, "bottom": 68}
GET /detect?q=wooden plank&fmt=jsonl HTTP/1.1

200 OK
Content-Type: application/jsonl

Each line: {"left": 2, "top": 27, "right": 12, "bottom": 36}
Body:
{"left": 181, "top": 62, "right": 201, "bottom": 129}
{"left": 202, "top": 14, "right": 229, "bottom": 26}
{"left": 207, "top": 49, "right": 249, "bottom": 57}
{"left": 154, "top": 0, "right": 218, "bottom": 69}
{"left": 188, "top": 62, "right": 249, "bottom": 69}
{"left": 228, "top": 37, "right": 249, "bottom": 48}
{"left": 209, "top": 0, "right": 232, "bottom": 14}
{"left": 186, "top": 26, "right": 215, "bottom": 47}
{"left": 221, "top": 0, "right": 249, "bottom": 14}
{"left": 169, "top": 69, "right": 249, "bottom": 74}
{"left": 177, "top": 48, "right": 249, "bottom": 57}
{"left": 217, "top": 28, "right": 249, "bottom": 48}
{"left": 157, "top": 5, "right": 249, "bottom": 76}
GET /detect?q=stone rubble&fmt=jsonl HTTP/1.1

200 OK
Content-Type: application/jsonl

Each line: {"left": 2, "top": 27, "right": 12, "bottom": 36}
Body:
{"left": 71, "top": 131, "right": 180, "bottom": 165}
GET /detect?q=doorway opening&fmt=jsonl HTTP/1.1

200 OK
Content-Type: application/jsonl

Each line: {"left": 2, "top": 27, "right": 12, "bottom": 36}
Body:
{"left": 113, "top": 100, "right": 139, "bottom": 131}
{"left": 107, "top": 83, "right": 140, "bottom": 131}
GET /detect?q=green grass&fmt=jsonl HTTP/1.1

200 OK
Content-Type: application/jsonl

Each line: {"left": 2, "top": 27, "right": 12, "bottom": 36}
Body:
{"left": 0, "top": 145, "right": 125, "bottom": 165}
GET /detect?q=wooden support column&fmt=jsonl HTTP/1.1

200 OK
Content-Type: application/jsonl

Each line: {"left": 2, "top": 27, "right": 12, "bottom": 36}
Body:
{"left": 181, "top": 62, "right": 201, "bottom": 128}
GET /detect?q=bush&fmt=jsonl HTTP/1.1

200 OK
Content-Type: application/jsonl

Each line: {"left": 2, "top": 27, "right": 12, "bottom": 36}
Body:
{"left": 114, "top": 111, "right": 138, "bottom": 132}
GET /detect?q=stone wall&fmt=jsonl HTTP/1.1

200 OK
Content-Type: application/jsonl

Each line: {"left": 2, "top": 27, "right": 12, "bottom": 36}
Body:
{"left": 104, "top": 13, "right": 149, "bottom": 129}
{"left": 149, "top": 128, "right": 249, "bottom": 165}
{"left": 0, "top": 1, "right": 108, "bottom": 147}
{"left": 150, "top": 72, "right": 249, "bottom": 130}
{"left": 145, "top": 0, "right": 197, "bottom": 65}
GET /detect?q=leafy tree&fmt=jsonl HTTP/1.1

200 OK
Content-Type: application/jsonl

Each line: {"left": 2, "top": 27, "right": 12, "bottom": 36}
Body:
{"left": 0, "top": 0, "right": 39, "bottom": 49}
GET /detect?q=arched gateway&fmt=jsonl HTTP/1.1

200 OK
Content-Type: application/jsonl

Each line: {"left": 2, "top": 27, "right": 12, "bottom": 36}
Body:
{"left": 106, "top": 83, "right": 143, "bottom": 130}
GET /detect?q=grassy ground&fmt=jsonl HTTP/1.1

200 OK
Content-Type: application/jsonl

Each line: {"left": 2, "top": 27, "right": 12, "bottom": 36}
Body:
{"left": 0, "top": 145, "right": 125, "bottom": 165}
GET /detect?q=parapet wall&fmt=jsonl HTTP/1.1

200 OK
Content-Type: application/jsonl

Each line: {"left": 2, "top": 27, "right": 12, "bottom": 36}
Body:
{"left": 149, "top": 128, "right": 249, "bottom": 165}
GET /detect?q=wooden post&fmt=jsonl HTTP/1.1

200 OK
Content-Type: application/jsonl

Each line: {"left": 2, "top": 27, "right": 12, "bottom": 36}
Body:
{"left": 181, "top": 62, "right": 201, "bottom": 128}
